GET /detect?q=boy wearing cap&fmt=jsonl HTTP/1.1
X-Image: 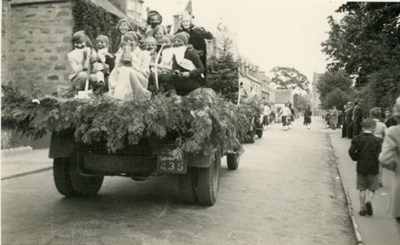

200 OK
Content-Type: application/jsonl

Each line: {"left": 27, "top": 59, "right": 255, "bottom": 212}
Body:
{"left": 349, "top": 118, "right": 383, "bottom": 216}
{"left": 158, "top": 32, "right": 204, "bottom": 96}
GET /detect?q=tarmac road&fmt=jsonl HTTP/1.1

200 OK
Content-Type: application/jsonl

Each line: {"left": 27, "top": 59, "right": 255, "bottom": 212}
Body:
{"left": 1, "top": 118, "right": 356, "bottom": 245}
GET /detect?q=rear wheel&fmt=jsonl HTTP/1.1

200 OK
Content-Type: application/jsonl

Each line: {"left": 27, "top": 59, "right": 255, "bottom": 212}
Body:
{"left": 53, "top": 157, "right": 104, "bottom": 197}
{"left": 227, "top": 153, "right": 239, "bottom": 170}
{"left": 195, "top": 150, "right": 221, "bottom": 206}
{"left": 53, "top": 158, "right": 74, "bottom": 197}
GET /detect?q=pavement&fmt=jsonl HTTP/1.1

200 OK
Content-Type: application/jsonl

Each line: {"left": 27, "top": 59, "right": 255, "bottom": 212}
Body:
{"left": 326, "top": 119, "right": 399, "bottom": 245}
{"left": 1, "top": 148, "right": 52, "bottom": 180}
{"left": 1, "top": 118, "right": 399, "bottom": 244}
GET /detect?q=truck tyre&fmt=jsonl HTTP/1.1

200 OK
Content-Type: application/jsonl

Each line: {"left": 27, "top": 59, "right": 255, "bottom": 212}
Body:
{"left": 53, "top": 157, "right": 103, "bottom": 197}
{"left": 227, "top": 153, "right": 239, "bottom": 170}
{"left": 179, "top": 167, "right": 196, "bottom": 204}
{"left": 248, "top": 128, "right": 255, "bottom": 143}
{"left": 53, "top": 158, "right": 75, "bottom": 197}
{"left": 195, "top": 151, "right": 221, "bottom": 206}
{"left": 69, "top": 158, "right": 104, "bottom": 196}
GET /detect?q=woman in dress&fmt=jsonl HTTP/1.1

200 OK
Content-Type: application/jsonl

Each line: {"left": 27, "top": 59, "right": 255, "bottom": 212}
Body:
{"left": 303, "top": 105, "right": 312, "bottom": 129}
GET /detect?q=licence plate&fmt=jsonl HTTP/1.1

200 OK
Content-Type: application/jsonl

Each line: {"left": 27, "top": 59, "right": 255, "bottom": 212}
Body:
{"left": 157, "top": 154, "right": 187, "bottom": 174}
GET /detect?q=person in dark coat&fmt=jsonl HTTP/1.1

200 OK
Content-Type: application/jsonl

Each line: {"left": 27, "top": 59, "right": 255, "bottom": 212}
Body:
{"left": 342, "top": 105, "right": 347, "bottom": 138}
{"left": 346, "top": 102, "right": 354, "bottom": 138}
{"left": 303, "top": 105, "right": 312, "bottom": 129}
{"left": 158, "top": 32, "right": 205, "bottom": 96}
{"left": 175, "top": 11, "right": 213, "bottom": 78}
{"left": 384, "top": 109, "right": 398, "bottom": 128}
{"left": 348, "top": 118, "right": 383, "bottom": 216}
{"left": 353, "top": 102, "right": 363, "bottom": 136}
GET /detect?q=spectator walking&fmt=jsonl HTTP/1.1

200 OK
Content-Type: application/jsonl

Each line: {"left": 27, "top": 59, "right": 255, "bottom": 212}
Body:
{"left": 353, "top": 101, "right": 363, "bottom": 136}
{"left": 349, "top": 118, "right": 383, "bottom": 216}
{"left": 325, "top": 110, "right": 331, "bottom": 128}
{"left": 303, "top": 105, "right": 312, "bottom": 129}
{"left": 346, "top": 102, "right": 354, "bottom": 139}
{"left": 330, "top": 106, "right": 339, "bottom": 130}
{"left": 379, "top": 97, "right": 400, "bottom": 234}
{"left": 342, "top": 105, "right": 348, "bottom": 138}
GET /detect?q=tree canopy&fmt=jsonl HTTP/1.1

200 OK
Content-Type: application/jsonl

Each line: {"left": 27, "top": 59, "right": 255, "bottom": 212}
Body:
{"left": 316, "top": 70, "right": 353, "bottom": 103}
{"left": 322, "top": 2, "right": 400, "bottom": 109}
{"left": 270, "top": 67, "right": 310, "bottom": 92}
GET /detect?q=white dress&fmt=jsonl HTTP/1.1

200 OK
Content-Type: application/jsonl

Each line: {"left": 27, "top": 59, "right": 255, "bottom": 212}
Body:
{"left": 108, "top": 47, "right": 151, "bottom": 101}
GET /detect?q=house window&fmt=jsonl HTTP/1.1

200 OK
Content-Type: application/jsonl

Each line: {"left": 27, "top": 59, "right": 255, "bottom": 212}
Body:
{"left": 127, "top": 0, "right": 137, "bottom": 19}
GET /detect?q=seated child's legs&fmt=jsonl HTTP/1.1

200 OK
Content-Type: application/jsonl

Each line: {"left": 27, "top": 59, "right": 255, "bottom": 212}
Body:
{"left": 89, "top": 74, "right": 98, "bottom": 89}
{"left": 71, "top": 71, "right": 88, "bottom": 91}
{"left": 96, "top": 71, "right": 105, "bottom": 84}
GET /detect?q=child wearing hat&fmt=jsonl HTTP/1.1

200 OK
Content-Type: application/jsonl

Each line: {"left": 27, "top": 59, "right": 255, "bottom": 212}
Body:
{"left": 158, "top": 32, "right": 204, "bottom": 96}
{"left": 67, "top": 31, "right": 97, "bottom": 91}
{"left": 108, "top": 31, "right": 151, "bottom": 100}
{"left": 349, "top": 118, "right": 383, "bottom": 216}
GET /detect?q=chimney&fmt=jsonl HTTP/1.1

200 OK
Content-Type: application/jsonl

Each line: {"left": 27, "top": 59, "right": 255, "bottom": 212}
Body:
{"left": 173, "top": 14, "right": 181, "bottom": 33}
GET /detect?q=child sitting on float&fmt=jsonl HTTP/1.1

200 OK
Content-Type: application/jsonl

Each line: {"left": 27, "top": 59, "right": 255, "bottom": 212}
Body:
{"left": 93, "top": 35, "right": 115, "bottom": 92}
{"left": 158, "top": 32, "right": 205, "bottom": 96}
{"left": 107, "top": 31, "right": 151, "bottom": 101}
{"left": 67, "top": 31, "right": 98, "bottom": 92}
{"left": 115, "top": 19, "right": 134, "bottom": 52}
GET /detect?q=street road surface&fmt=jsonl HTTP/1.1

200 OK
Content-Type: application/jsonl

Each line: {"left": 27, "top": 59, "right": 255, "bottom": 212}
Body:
{"left": 2, "top": 118, "right": 356, "bottom": 245}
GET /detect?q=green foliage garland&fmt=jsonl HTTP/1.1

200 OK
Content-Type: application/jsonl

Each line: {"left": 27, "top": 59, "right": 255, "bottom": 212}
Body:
{"left": 2, "top": 85, "right": 256, "bottom": 156}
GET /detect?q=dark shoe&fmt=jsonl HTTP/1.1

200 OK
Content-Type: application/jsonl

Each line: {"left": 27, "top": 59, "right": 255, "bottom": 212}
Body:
{"left": 359, "top": 210, "right": 367, "bottom": 216}
{"left": 379, "top": 183, "right": 383, "bottom": 188}
{"left": 366, "top": 202, "right": 373, "bottom": 216}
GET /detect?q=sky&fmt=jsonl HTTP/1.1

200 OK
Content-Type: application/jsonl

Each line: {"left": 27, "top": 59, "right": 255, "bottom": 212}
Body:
{"left": 144, "top": 0, "right": 345, "bottom": 81}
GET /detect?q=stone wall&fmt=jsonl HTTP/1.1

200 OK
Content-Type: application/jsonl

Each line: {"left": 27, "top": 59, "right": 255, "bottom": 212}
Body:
{"left": 9, "top": 1, "right": 74, "bottom": 94}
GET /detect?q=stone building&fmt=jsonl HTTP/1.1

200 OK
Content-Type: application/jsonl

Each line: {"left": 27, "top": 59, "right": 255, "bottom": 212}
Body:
{"left": 1, "top": 0, "right": 142, "bottom": 94}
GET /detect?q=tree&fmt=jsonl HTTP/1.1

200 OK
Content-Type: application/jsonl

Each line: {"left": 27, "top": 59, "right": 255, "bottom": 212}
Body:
{"left": 206, "top": 45, "right": 239, "bottom": 103}
{"left": 316, "top": 70, "right": 353, "bottom": 102}
{"left": 322, "top": 2, "right": 400, "bottom": 109}
{"left": 323, "top": 88, "right": 352, "bottom": 110}
{"left": 270, "top": 67, "right": 310, "bottom": 92}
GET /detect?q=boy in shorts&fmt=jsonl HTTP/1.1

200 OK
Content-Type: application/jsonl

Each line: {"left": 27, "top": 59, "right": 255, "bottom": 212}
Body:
{"left": 349, "top": 118, "right": 383, "bottom": 216}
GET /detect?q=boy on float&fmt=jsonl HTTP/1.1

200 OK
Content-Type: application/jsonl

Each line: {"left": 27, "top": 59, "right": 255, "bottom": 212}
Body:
{"left": 67, "top": 31, "right": 97, "bottom": 92}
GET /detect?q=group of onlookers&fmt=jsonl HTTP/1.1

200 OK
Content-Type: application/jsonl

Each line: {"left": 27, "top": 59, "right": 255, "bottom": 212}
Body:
{"left": 67, "top": 10, "right": 213, "bottom": 100}
{"left": 346, "top": 98, "right": 400, "bottom": 235}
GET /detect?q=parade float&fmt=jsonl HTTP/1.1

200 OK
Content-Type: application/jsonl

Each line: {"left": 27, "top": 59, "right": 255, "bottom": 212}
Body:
{"left": 2, "top": 78, "right": 260, "bottom": 206}
{"left": 1, "top": 0, "right": 262, "bottom": 206}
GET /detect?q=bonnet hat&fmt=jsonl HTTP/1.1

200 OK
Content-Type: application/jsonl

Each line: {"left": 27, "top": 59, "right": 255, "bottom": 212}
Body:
{"left": 173, "top": 32, "right": 190, "bottom": 45}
